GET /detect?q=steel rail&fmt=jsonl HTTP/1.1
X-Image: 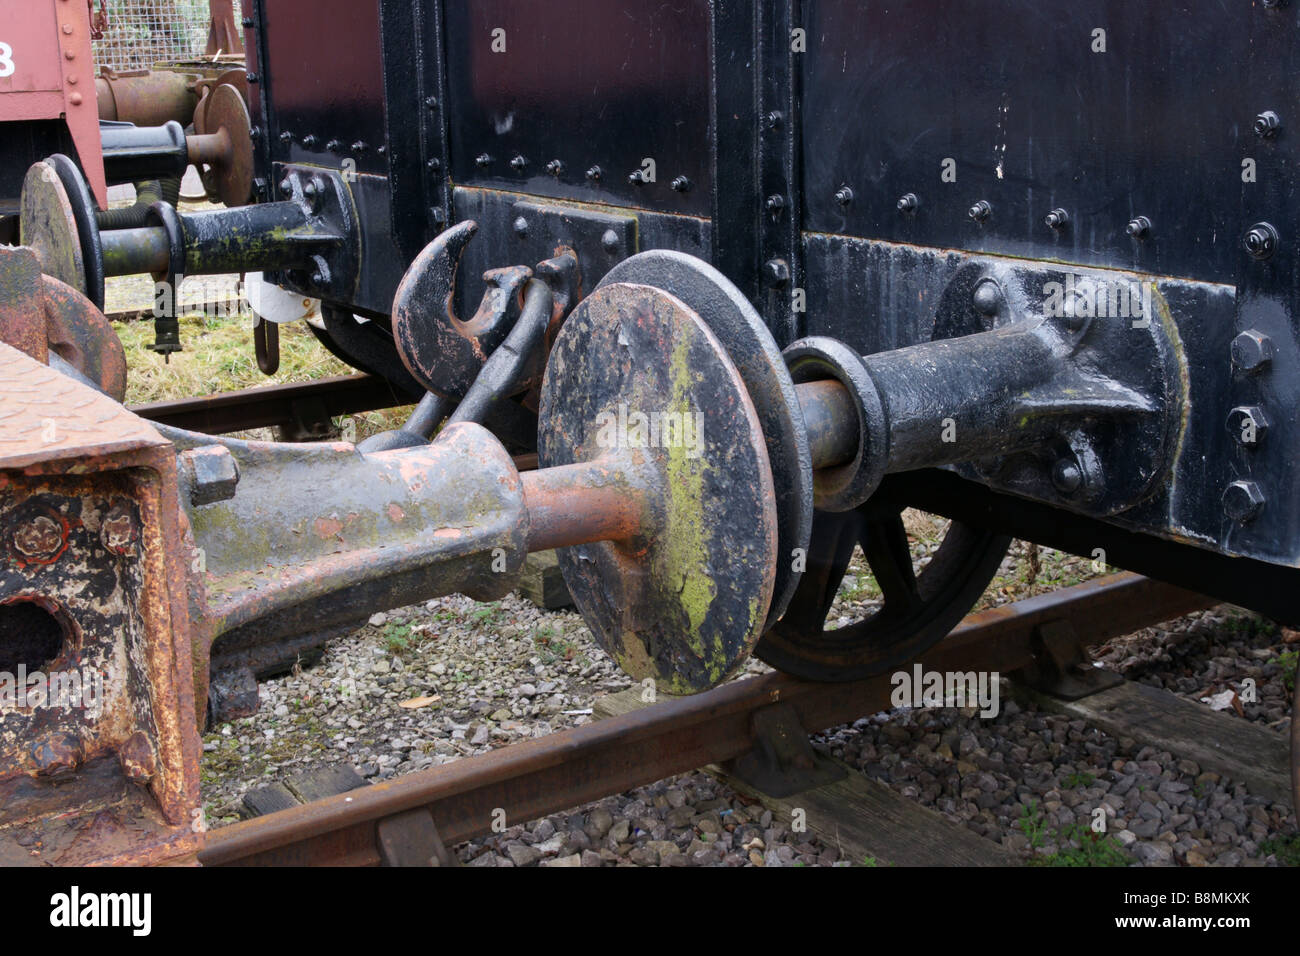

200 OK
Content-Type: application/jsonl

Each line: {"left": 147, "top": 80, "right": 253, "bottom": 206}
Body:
{"left": 198, "top": 572, "right": 1216, "bottom": 866}
{"left": 129, "top": 373, "right": 409, "bottom": 434}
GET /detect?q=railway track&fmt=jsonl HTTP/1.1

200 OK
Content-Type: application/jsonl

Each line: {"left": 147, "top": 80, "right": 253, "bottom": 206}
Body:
{"left": 197, "top": 572, "right": 1231, "bottom": 867}
{"left": 129, "top": 372, "right": 408, "bottom": 435}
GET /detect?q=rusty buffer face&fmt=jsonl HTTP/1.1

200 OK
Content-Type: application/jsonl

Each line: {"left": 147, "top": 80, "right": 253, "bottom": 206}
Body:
{"left": 539, "top": 283, "right": 778, "bottom": 694}
{"left": 0, "top": 344, "right": 200, "bottom": 865}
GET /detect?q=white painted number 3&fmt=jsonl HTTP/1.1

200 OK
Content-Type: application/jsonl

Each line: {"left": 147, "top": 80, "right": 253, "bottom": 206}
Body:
{"left": 0, "top": 42, "right": 15, "bottom": 78}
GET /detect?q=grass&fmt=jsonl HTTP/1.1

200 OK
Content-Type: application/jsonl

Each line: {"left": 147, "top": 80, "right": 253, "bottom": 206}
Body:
{"left": 110, "top": 289, "right": 412, "bottom": 440}
{"left": 381, "top": 622, "right": 415, "bottom": 656}
{"left": 1259, "top": 833, "right": 1300, "bottom": 866}
{"left": 533, "top": 623, "right": 580, "bottom": 664}
{"left": 1063, "top": 771, "right": 1095, "bottom": 789}
{"left": 1278, "top": 649, "right": 1297, "bottom": 693}
{"left": 1035, "top": 824, "right": 1131, "bottom": 867}
{"left": 1018, "top": 800, "right": 1129, "bottom": 866}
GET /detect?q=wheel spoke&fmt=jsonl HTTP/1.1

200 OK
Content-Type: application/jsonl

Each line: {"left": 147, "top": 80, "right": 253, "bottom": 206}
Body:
{"left": 778, "top": 510, "right": 861, "bottom": 631}
{"left": 860, "top": 511, "right": 921, "bottom": 613}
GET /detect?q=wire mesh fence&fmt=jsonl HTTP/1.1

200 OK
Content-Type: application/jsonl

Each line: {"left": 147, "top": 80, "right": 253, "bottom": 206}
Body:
{"left": 92, "top": 0, "right": 243, "bottom": 73}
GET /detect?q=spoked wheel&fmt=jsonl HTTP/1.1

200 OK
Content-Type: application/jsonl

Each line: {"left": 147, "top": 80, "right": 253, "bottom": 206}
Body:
{"left": 755, "top": 486, "right": 1011, "bottom": 681}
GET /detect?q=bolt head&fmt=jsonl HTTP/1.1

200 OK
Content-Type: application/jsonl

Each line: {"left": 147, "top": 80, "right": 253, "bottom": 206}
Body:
{"left": 279, "top": 131, "right": 293, "bottom": 143}
{"left": 896, "top": 192, "right": 918, "bottom": 213}
{"left": 601, "top": 229, "right": 620, "bottom": 253}
{"left": 475, "top": 153, "right": 492, "bottom": 167}
{"left": 671, "top": 175, "right": 691, "bottom": 192}
{"left": 1230, "top": 329, "right": 1275, "bottom": 372}
{"left": 301, "top": 135, "right": 318, "bottom": 148}
{"left": 278, "top": 178, "right": 293, "bottom": 196}
{"left": 968, "top": 200, "right": 991, "bottom": 222}
{"left": 1045, "top": 208, "right": 1069, "bottom": 229}
{"left": 1223, "top": 479, "right": 1265, "bottom": 523}
{"left": 424, "top": 96, "right": 438, "bottom": 110}
{"left": 546, "top": 159, "right": 563, "bottom": 175}
{"left": 1254, "top": 110, "right": 1281, "bottom": 137}
{"left": 766, "top": 194, "right": 786, "bottom": 211}
{"left": 513, "top": 216, "right": 529, "bottom": 237}
{"left": 1226, "top": 405, "right": 1271, "bottom": 447}
{"left": 765, "top": 111, "right": 784, "bottom": 130}
{"left": 510, "top": 155, "right": 527, "bottom": 170}
{"left": 1126, "top": 216, "right": 1151, "bottom": 238}
{"left": 585, "top": 165, "right": 602, "bottom": 181}
{"left": 1243, "top": 222, "right": 1279, "bottom": 260}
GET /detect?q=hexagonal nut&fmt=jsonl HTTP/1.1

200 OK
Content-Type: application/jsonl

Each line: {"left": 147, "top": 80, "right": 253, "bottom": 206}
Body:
{"left": 31, "top": 732, "right": 82, "bottom": 778}
{"left": 1226, "top": 405, "right": 1271, "bottom": 447}
{"left": 181, "top": 445, "right": 240, "bottom": 506}
{"left": 118, "top": 731, "right": 158, "bottom": 786}
{"left": 1230, "top": 329, "right": 1274, "bottom": 373}
{"left": 1222, "top": 479, "right": 1265, "bottom": 523}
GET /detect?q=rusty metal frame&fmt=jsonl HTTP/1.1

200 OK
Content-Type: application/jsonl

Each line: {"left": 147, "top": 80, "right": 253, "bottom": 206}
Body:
{"left": 0, "top": 343, "right": 201, "bottom": 865}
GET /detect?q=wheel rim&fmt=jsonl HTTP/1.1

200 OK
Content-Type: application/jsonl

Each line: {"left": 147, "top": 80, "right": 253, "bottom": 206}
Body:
{"left": 755, "top": 489, "right": 1011, "bottom": 681}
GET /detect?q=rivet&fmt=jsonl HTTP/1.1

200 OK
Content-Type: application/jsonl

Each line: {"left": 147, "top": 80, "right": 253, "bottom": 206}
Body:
{"left": 601, "top": 229, "right": 620, "bottom": 253}
{"left": 69, "top": 92, "right": 82, "bottom": 105}
{"left": 278, "top": 178, "right": 293, "bottom": 196}
{"left": 246, "top": 72, "right": 259, "bottom": 84}
{"left": 513, "top": 216, "right": 529, "bottom": 237}
{"left": 1051, "top": 458, "right": 1084, "bottom": 494}
{"left": 765, "top": 111, "right": 784, "bottom": 130}
{"left": 764, "top": 258, "right": 791, "bottom": 286}
{"left": 424, "top": 96, "right": 439, "bottom": 110}
{"left": 971, "top": 278, "right": 1002, "bottom": 317}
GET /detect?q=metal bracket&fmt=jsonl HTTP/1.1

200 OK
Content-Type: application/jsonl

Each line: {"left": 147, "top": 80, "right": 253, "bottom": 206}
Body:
{"left": 724, "top": 702, "right": 846, "bottom": 798}
{"left": 376, "top": 808, "right": 459, "bottom": 867}
{"left": 1013, "top": 619, "right": 1125, "bottom": 700}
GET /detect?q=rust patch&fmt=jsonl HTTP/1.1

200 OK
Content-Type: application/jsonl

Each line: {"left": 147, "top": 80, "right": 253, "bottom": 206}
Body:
{"left": 313, "top": 516, "right": 344, "bottom": 539}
